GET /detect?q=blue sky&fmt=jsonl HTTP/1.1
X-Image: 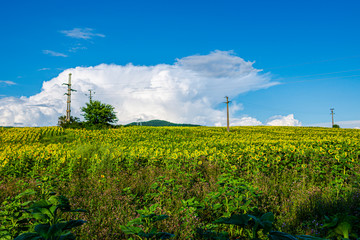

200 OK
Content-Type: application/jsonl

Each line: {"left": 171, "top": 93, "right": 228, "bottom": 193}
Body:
{"left": 1, "top": 0, "right": 360, "bottom": 127}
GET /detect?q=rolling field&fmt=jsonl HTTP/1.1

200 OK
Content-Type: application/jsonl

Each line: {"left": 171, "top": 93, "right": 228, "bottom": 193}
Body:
{"left": 1, "top": 126, "right": 360, "bottom": 239}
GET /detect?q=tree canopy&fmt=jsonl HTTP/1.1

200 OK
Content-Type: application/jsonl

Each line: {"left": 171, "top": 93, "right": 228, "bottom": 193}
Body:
{"left": 57, "top": 115, "right": 81, "bottom": 128}
{"left": 81, "top": 100, "right": 118, "bottom": 126}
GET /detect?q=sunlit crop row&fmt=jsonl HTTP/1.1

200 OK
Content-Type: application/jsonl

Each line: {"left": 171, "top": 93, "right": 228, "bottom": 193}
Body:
{"left": 1, "top": 126, "right": 359, "bottom": 181}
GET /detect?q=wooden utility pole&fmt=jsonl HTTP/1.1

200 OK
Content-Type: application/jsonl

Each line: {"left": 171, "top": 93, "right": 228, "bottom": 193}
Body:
{"left": 224, "top": 96, "right": 231, "bottom": 132}
{"left": 137, "top": 118, "right": 142, "bottom": 126}
{"left": 86, "top": 89, "right": 95, "bottom": 103}
{"left": 63, "top": 73, "right": 76, "bottom": 122}
{"left": 330, "top": 108, "right": 335, "bottom": 127}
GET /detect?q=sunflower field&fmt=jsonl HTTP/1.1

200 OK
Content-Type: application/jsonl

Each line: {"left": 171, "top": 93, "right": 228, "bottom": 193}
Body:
{"left": 1, "top": 126, "right": 359, "bottom": 239}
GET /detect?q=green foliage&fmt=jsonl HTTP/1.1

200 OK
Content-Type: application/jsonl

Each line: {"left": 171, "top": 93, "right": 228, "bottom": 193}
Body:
{"left": 0, "top": 176, "right": 86, "bottom": 240}
{"left": 120, "top": 203, "right": 174, "bottom": 239}
{"left": 0, "top": 189, "right": 35, "bottom": 239}
{"left": 39, "top": 132, "right": 76, "bottom": 144}
{"left": 34, "top": 175, "right": 58, "bottom": 200}
{"left": 15, "top": 194, "right": 86, "bottom": 240}
{"left": 332, "top": 124, "right": 340, "bottom": 128}
{"left": 81, "top": 100, "right": 117, "bottom": 126}
{"left": 295, "top": 235, "right": 327, "bottom": 240}
{"left": 57, "top": 116, "right": 82, "bottom": 129}
{"left": 268, "top": 232, "right": 328, "bottom": 240}
{"left": 198, "top": 212, "right": 326, "bottom": 240}
{"left": 196, "top": 228, "right": 229, "bottom": 240}
{"left": 321, "top": 214, "right": 358, "bottom": 239}
{"left": 210, "top": 212, "right": 273, "bottom": 239}
{"left": 214, "top": 214, "right": 251, "bottom": 226}
{"left": 204, "top": 173, "right": 259, "bottom": 219}
{"left": 143, "top": 176, "right": 180, "bottom": 207}
{"left": 248, "top": 212, "right": 275, "bottom": 238}
{"left": 268, "top": 231, "right": 299, "bottom": 240}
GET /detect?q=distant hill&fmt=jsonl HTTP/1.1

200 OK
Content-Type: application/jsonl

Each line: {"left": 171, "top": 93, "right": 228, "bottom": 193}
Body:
{"left": 125, "top": 119, "right": 201, "bottom": 127}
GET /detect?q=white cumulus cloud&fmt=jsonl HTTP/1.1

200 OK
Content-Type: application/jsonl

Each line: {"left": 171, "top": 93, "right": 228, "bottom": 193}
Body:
{"left": 0, "top": 51, "right": 279, "bottom": 127}
{"left": 266, "top": 114, "right": 302, "bottom": 126}
{"left": 230, "top": 116, "right": 262, "bottom": 126}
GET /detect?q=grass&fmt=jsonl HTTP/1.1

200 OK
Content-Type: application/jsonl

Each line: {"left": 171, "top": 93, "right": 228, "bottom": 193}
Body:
{"left": 2, "top": 162, "right": 360, "bottom": 239}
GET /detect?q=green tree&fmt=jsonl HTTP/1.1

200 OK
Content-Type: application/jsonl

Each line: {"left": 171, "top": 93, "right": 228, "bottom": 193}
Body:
{"left": 57, "top": 115, "right": 81, "bottom": 128}
{"left": 81, "top": 100, "right": 118, "bottom": 126}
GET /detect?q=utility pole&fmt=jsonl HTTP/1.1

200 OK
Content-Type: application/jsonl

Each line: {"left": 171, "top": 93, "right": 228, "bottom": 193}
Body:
{"left": 63, "top": 73, "right": 76, "bottom": 122}
{"left": 137, "top": 118, "right": 142, "bottom": 126}
{"left": 224, "top": 96, "right": 231, "bottom": 132}
{"left": 330, "top": 108, "right": 335, "bottom": 127}
{"left": 85, "top": 89, "right": 95, "bottom": 103}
